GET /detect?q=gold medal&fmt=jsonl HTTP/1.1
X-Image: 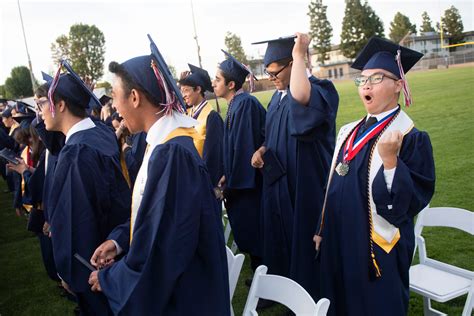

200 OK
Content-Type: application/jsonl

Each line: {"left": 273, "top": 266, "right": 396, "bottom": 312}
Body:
{"left": 335, "top": 162, "right": 349, "bottom": 176}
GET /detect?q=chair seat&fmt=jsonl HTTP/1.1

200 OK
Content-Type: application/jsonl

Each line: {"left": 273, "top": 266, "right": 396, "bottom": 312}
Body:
{"left": 410, "top": 264, "right": 471, "bottom": 302}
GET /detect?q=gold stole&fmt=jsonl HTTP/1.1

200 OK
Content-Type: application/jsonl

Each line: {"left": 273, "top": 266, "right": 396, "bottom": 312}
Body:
{"left": 129, "top": 127, "right": 204, "bottom": 243}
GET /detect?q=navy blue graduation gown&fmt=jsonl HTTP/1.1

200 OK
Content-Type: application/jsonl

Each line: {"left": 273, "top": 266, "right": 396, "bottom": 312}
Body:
{"left": 223, "top": 92, "right": 266, "bottom": 257}
{"left": 262, "top": 76, "right": 338, "bottom": 298}
{"left": 48, "top": 124, "right": 130, "bottom": 307}
{"left": 124, "top": 131, "right": 147, "bottom": 187}
{"left": 98, "top": 135, "right": 230, "bottom": 316}
{"left": 318, "top": 127, "right": 435, "bottom": 316}
{"left": 202, "top": 110, "right": 224, "bottom": 187}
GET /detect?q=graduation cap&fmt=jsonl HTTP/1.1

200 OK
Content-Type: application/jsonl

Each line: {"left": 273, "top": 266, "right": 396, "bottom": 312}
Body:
{"left": 99, "top": 95, "right": 112, "bottom": 106}
{"left": 41, "top": 60, "right": 102, "bottom": 117}
{"left": 179, "top": 64, "right": 213, "bottom": 93}
{"left": 252, "top": 35, "right": 296, "bottom": 67}
{"left": 351, "top": 37, "right": 423, "bottom": 106}
{"left": 148, "top": 34, "right": 186, "bottom": 114}
{"left": 219, "top": 50, "right": 257, "bottom": 92}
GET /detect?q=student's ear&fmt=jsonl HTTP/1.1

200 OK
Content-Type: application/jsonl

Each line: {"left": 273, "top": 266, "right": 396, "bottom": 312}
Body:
{"left": 394, "top": 79, "right": 403, "bottom": 94}
{"left": 57, "top": 100, "right": 67, "bottom": 113}
{"left": 228, "top": 80, "right": 236, "bottom": 91}
{"left": 196, "top": 86, "right": 202, "bottom": 95}
{"left": 130, "top": 89, "right": 141, "bottom": 109}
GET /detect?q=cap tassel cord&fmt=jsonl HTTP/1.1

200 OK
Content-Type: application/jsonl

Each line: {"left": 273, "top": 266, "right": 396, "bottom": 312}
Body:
{"left": 396, "top": 49, "right": 412, "bottom": 107}
{"left": 48, "top": 62, "right": 62, "bottom": 118}
{"left": 150, "top": 60, "right": 184, "bottom": 116}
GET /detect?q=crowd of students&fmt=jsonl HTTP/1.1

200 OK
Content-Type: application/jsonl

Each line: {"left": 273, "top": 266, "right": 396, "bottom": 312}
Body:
{"left": 0, "top": 32, "right": 435, "bottom": 316}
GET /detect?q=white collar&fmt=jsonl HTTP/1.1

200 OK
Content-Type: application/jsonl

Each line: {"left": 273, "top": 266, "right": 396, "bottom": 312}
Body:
{"left": 65, "top": 117, "right": 95, "bottom": 143}
{"left": 366, "top": 106, "right": 399, "bottom": 122}
{"left": 146, "top": 112, "right": 198, "bottom": 147}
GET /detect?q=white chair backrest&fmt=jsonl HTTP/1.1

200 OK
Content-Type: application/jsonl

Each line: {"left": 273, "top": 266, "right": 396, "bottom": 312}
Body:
{"left": 243, "top": 265, "right": 330, "bottom": 316}
{"left": 416, "top": 207, "right": 474, "bottom": 235}
{"left": 226, "top": 246, "right": 244, "bottom": 299}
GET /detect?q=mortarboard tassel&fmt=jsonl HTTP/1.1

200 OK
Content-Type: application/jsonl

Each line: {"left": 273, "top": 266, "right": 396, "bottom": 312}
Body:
{"left": 48, "top": 62, "right": 62, "bottom": 118}
{"left": 242, "top": 64, "right": 256, "bottom": 93}
{"left": 396, "top": 49, "right": 412, "bottom": 107}
{"left": 150, "top": 60, "right": 184, "bottom": 116}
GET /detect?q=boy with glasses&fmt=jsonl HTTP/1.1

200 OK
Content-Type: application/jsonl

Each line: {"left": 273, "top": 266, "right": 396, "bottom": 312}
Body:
{"left": 251, "top": 33, "right": 339, "bottom": 300}
{"left": 313, "top": 37, "right": 435, "bottom": 315}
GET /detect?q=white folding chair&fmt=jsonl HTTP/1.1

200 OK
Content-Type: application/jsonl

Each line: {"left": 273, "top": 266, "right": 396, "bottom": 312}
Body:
{"left": 226, "top": 246, "right": 245, "bottom": 316}
{"left": 222, "top": 202, "right": 238, "bottom": 253}
{"left": 409, "top": 207, "right": 474, "bottom": 316}
{"left": 242, "top": 265, "right": 330, "bottom": 316}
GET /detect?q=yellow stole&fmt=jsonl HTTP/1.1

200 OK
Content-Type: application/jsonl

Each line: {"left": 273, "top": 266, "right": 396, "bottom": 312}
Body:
{"left": 129, "top": 127, "right": 204, "bottom": 243}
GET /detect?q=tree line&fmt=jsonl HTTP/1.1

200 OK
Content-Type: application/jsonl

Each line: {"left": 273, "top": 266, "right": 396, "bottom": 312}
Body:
{"left": 1, "top": 2, "right": 466, "bottom": 99}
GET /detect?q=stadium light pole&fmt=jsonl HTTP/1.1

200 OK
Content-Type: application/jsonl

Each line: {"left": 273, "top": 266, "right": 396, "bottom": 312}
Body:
{"left": 17, "top": 0, "right": 37, "bottom": 95}
{"left": 190, "top": 0, "right": 203, "bottom": 68}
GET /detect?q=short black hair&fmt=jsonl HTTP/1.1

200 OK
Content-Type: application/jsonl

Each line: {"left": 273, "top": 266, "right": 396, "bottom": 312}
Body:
{"left": 109, "top": 61, "right": 163, "bottom": 107}
{"left": 220, "top": 70, "right": 243, "bottom": 92}
{"left": 35, "top": 83, "right": 87, "bottom": 118}
{"left": 178, "top": 78, "right": 205, "bottom": 97}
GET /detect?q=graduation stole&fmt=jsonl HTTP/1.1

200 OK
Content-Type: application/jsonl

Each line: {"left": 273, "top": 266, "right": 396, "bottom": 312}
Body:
{"left": 318, "top": 109, "right": 414, "bottom": 277}
{"left": 21, "top": 146, "right": 33, "bottom": 212}
{"left": 190, "top": 103, "right": 213, "bottom": 153}
{"left": 189, "top": 99, "right": 208, "bottom": 120}
{"left": 129, "top": 127, "right": 205, "bottom": 243}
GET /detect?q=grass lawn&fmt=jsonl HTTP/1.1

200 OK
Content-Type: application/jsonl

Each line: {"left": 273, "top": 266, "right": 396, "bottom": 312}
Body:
{"left": 1, "top": 66, "right": 473, "bottom": 315}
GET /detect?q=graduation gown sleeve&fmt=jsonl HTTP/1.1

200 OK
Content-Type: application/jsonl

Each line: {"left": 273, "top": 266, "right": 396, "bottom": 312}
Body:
{"left": 226, "top": 97, "right": 266, "bottom": 189}
{"left": 288, "top": 76, "right": 339, "bottom": 142}
{"left": 372, "top": 129, "right": 435, "bottom": 227}
{"left": 202, "top": 111, "right": 224, "bottom": 187}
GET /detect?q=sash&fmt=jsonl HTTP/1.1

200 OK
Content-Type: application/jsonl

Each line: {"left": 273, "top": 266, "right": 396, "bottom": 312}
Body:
{"left": 319, "top": 110, "right": 414, "bottom": 253}
{"left": 130, "top": 127, "right": 204, "bottom": 243}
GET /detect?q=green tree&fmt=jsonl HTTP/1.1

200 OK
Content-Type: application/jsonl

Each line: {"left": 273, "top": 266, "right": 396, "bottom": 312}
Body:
{"left": 340, "top": 0, "right": 384, "bottom": 59}
{"left": 224, "top": 32, "right": 248, "bottom": 65}
{"left": 0, "top": 85, "right": 6, "bottom": 98}
{"left": 51, "top": 23, "right": 106, "bottom": 82}
{"left": 420, "top": 11, "right": 435, "bottom": 33}
{"left": 441, "top": 5, "right": 464, "bottom": 48}
{"left": 308, "top": 0, "right": 333, "bottom": 64}
{"left": 4, "top": 66, "right": 34, "bottom": 98}
{"left": 389, "top": 12, "right": 417, "bottom": 43}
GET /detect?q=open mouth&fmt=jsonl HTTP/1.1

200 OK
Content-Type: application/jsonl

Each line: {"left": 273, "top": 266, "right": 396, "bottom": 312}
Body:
{"left": 364, "top": 95, "right": 372, "bottom": 102}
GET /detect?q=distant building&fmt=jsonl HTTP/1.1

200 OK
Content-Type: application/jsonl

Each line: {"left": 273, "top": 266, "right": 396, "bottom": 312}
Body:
{"left": 310, "top": 45, "right": 358, "bottom": 80}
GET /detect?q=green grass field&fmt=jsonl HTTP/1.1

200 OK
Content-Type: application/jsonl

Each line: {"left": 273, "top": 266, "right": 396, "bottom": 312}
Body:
{"left": 1, "top": 66, "right": 473, "bottom": 315}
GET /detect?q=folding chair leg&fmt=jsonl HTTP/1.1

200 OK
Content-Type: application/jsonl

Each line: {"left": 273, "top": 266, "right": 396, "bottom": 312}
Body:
{"left": 423, "top": 297, "right": 446, "bottom": 316}
{"left": 461, "top": 284, "right": 473, "bottom": 316}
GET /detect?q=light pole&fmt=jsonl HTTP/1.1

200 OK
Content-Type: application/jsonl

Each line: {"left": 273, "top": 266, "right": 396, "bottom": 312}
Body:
{"left": 17, "top": 0, "right": 36, "bottom": 95}
{"left": 190, "top": 0, "right": 202, "bottom": 68}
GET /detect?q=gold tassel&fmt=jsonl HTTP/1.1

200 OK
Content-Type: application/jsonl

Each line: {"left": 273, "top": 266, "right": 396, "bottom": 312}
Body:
{"left": 372, "top": 254, "right": 382, "bottom": 278}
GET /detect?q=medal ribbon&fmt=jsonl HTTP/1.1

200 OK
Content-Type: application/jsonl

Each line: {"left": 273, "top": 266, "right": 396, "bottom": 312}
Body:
{"left": 343, "top": 110, "right": 397, "bottom": 163}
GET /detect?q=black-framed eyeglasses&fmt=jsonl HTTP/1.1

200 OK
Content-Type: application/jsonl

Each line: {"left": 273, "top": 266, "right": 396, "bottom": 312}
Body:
{"left": 264, "top": 62, "right": 291, "bottom": 79}
{"left": 354, "top": 72, "right": 399, "bottom": 87}
{"left": 36, "top": 98, "right": 49, "bottom": 110}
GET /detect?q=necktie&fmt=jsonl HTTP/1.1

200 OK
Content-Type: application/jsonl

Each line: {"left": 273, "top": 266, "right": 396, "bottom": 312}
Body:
{"left": 364, "top": 116, "right": 378, "bottom": 130}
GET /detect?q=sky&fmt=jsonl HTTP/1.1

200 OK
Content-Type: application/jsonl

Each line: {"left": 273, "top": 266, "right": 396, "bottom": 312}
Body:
{"left": 1, "top": 0, "right": 473, "bottom": 85}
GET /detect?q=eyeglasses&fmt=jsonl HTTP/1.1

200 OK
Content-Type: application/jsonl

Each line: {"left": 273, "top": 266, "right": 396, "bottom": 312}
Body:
{"left": 264, "top": 62, "right": 291, "bottom": 80}
{"left": 36, "top": 98, "right": 49, "bottom": 110}
{"left": 354, "top": 72, "right": 399, "bottom": 87}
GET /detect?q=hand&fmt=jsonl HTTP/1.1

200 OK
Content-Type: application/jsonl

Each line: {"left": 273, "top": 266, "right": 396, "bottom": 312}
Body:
{"left": 7, "top": 158, "right": 29, "bottom": 174}
{"left": 378, "top": 130, "right": 403, "bottom": 169}
{"left": 313, "top": 235, "right": 322, "bottom": 251}
{"left": 90, "top": 240, "right": 117, "bottom": 269}
{"left": 218, "top": 175, "right": 226, "bottom": 188}
{"left": 88, "top": 271, "right": 102, "bottom": 292}
{"left": 180, "top": 71, "right": 191, "bottom": 80}
{"left": 251, "top": 146, "right": 266, "bottom": 169}
{"left": 292, "top": 32, "right": 311, "bottom": 60}
{"left": 15, "top": 208, "right": 23, "bottom": 217}
{"left": 43, "top": 221, "right": 51, "bottom": 236}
